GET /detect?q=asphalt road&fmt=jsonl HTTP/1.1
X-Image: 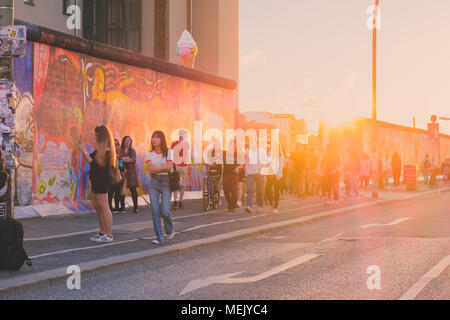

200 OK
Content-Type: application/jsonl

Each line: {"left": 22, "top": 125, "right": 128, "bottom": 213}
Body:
{"left": 4, "top": 191, "right": 449, "bottom": 300}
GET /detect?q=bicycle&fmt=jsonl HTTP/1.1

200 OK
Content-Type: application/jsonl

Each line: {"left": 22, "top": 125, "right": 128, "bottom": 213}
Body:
{"left": 202, "top": 168, "right": 221, "bottom": 211}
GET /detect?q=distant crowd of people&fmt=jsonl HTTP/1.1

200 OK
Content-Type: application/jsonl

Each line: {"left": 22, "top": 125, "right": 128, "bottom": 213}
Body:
{"left": 80, "top": 124, "right": 450, "bottom": 245}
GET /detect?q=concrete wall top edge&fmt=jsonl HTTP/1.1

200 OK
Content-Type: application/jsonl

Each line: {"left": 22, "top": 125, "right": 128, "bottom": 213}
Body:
{"left": 15, "top": 19, "right": 237, "bottom": 90}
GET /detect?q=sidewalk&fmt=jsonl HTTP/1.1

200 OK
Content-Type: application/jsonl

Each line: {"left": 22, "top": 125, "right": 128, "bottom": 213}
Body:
{"left": 1, "top": 184, "right": 449, "bottom": 295}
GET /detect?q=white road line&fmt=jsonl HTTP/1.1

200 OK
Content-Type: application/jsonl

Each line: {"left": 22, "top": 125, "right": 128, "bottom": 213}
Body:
{"left": 360, "top": 217, "right": 413, "bottom": 229}
{"left": 320, "top": 232, "right": 344, "bottom": 243}
{"left": 29, "top": 239, "right": 140, "bottom": 259}
{"left": 24, "top": 199, "right": 320, "bottom": 242}
{"left": 26, "top": 204, "right": 324, "bottom": 259}
{"left": 180, "top": 204, "right": 323, "bottom": 233}
{"left": 399, "top": 255, "right": 450, "bottom": 300}
{"left": 24, "top": 210, "right": 228, "bottom": 241}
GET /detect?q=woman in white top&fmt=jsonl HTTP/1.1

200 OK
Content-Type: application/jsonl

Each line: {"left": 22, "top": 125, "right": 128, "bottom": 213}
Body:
{"left": 145, "top": 131, "right": 175, "bottom": 245}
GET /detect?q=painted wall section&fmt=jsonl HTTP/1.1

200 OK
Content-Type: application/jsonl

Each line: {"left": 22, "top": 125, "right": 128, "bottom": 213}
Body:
{"left": 13, "top": 42, "right": 235, "bottom": 212}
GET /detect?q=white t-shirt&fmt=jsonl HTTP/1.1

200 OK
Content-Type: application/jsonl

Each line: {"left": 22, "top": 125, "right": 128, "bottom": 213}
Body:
{"left": 246, "top": 148, "right": 262, "bottom": 176}
{"left": 145, "top": 150, "right": 173, "bottom": 175}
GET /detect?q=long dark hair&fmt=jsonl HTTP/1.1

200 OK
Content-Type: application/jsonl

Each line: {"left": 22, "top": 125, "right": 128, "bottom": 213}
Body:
{"left": 121, "top": 136, "right": 133, "bottom": 156}
{"left": 151, "top": 131, "right": 169, "bottom": 158}
{"left": 94, "top": 125, "right": 116, "bottom": 168}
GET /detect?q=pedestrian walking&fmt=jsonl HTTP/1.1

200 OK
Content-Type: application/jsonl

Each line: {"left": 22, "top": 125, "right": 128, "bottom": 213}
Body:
{"left": 322, "top": 144, "right": 341, "bottom": 205}
{"left": 422, "top": 154, "right": 431, "bottom": 185}
{"left": 236, "top": 142, "right": 246, "bottom": 208}
{"left": 262, "top": 145, "right": 285, "bottom": 214}
{"left": 391, "top": 152, "right": 402, "bottom": 189}
{"left": 307, "top": 147, "right": 319, "bottom": 196}
{"left": 108, "top": 139, "right": 126, "bottom": 213}
{"left": 292, "top": 143, "right": 308, "bottom": 199}
{"left": 120, "top": 136, "right": 140, "bottom": 213}
{"left": 146, "top": 131, "right": 175, "bottom": 245}
{"left": 222, "top": 139, "right": 244, "bottom": 212}
{"left": 245, "top": 141, "right": 264, "bottom": 213}
{"left": 443, "top": 159, "right": 450, "bottom": 184}
{"left": 279, "top": 147, "right": 289, "bottom": 199}
{"left": 360, "top": 153, "right": 371, "bottom": 193}
{"left": 377, "top": 152, "right": 384, "bottom": 189}
{"left": 171, "top": 130, "right": 191, "bottom": 210}
{"left": 384, "top": 154, "right": 391, "bottom": 188}
{"left": 80, "top": 125, "right": 116, "bottom": 243}
{"left": 347, "top": 148, "right": 361, "bottom": 198}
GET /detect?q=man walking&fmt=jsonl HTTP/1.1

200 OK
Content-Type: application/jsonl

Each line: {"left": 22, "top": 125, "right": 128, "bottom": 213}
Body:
{"left": 292, "top": 143, "right": 309, "bottom": 199}
{"left": 171, "top": 130, "right": 190, "bottom": 210}
{"left": 245, "top": 141, "right": 263, "bottom": 213}
{"left": 422, "top": 154, "right": 431, "bottom": 185}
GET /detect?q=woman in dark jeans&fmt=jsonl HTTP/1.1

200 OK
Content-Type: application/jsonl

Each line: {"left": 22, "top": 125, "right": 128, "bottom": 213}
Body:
{"left": 146, "top": 130, "right": 175, "bottom": 245}
{"left": 120, "top": 136, "right": 140, "bottom": 213}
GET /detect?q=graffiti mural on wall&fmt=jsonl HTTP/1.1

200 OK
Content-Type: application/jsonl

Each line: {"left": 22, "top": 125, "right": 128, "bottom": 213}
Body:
{"left": 14, "top": 42, "right": 234, "bottom": 211}
{"left": 13, "top": 42, "right": 34, "bottom": 207}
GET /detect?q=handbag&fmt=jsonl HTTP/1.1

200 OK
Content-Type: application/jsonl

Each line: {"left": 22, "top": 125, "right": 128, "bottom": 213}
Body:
{"left": 109, "top": 165, "right": 124, "bottom": 186}
{"left": 120, "top": 176, "right": 128, "bottom": 196}
{"left": 169, "top": 163, "right": 181, "bottom": 192}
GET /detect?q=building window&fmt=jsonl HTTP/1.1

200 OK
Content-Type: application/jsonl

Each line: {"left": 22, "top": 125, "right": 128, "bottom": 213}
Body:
{"left": 83, "top": 0, "right": 142, "bottom": 52}
{"left": 62, "top": 0, "right": 70, "bottom": 15}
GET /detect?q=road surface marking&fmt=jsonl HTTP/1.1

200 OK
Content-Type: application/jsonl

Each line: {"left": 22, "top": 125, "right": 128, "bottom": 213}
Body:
{"left": 320, "top": 232, "right": 344, "bottom": 243}
{"left": 360, "top": 217, "right": 412, "bottom": 229}
{"left": 180, "top": 204, "right": 322, "bottom": 233}
{"left": 180, "top": 254, "right": 321, "bottom": 295}
{"left": 399, "top": 255, "right": 450, "bottom": 300}
{"left": 29, "top": 239, "right": 140, "bottom": 259}
{"left": 23, "top": 200, "right": 362, "bottom": 259}
{"left": 23, "top": 198, "right": 315, "bottom": 242}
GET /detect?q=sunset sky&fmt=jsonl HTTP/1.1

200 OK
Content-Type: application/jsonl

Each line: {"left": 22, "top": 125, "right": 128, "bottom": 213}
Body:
{"left": 239, "top": 0, "right": 450, "bottom": 135}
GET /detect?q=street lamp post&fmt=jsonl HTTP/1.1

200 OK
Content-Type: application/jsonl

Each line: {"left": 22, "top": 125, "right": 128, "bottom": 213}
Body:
{"left": 371, "top": 0, "right": 380, "bottom": 198}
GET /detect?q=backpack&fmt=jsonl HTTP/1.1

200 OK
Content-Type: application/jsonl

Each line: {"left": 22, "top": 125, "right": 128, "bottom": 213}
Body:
{"left": 0, "top": 219, "right": 33, "bottom": 271}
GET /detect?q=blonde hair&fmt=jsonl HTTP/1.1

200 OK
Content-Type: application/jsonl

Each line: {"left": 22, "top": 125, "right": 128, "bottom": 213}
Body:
{"left": 94, "top": 125, "right": 117, "bottom": 168}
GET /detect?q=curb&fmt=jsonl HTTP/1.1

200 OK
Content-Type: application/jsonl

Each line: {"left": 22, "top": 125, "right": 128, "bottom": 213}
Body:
{"left": 1, "top": 187, "right": 449, "bottom": 296}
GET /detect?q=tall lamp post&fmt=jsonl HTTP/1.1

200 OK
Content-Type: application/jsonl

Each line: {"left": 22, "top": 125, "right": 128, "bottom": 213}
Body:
{"left": 372, "top": 0, "right": 380, "bottom": 155}
{"left": 371, "top": 0, "right": 380, "bottom": 198}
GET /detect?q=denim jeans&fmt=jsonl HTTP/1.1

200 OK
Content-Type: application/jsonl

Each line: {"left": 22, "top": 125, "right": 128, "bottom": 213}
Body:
{"left": 247, "top": 174, "right": 264, "bottom": 208}
{"left": 149, "top": 175, "right": 174, "bottom": 243}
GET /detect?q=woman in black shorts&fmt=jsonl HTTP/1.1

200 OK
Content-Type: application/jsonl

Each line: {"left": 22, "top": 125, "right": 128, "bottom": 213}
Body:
{"left": 80, "top": 125, "right": 117, "bottom": 243}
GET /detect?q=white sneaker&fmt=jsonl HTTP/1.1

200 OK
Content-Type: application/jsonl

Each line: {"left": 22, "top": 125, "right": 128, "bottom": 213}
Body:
{"left": 167, "top": 232, "right": 175, "bottom": 240}
{"left": 236, "top": 200, "right": 242, "bottom": 208}
{"left": 152, "top": 239, "right": 163, "bottom": 245}
{"left": 90, "top": 233, "right": 101, "bottom": 242}
{"left": 94, "top": 234, "right": 114, "bottom": 243}
{"left": 271, "top": 208, "right": 279, "bottom": 214}
{"left": 245, "top": 206, "right": 254, "bottom": 213}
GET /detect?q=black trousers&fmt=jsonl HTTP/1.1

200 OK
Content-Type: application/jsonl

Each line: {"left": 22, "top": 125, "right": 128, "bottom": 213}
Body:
{"left": 108, "top": 184, "right": 124, "bottom": 211}
{"left": 128, "top": 186, "right": 139, "bottom": 210}
{"left": 265, "top": 175, "right": 280, "bottom": 209}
